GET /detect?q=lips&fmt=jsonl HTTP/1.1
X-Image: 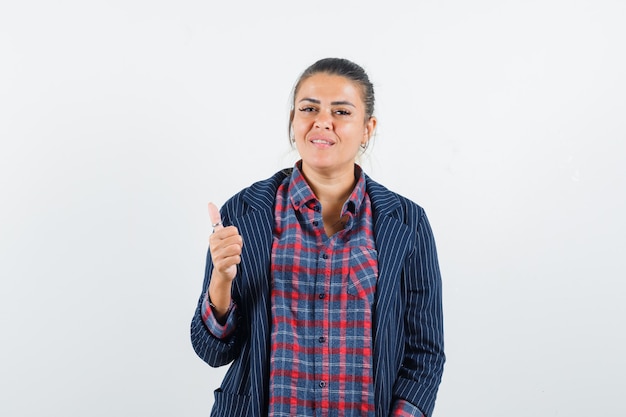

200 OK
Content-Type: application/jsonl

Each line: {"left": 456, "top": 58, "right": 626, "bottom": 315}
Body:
{"left": 309, "top": 136, "right": 335, "bottom": 147}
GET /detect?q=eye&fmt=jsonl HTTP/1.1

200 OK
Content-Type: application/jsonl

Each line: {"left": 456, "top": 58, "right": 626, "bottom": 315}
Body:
{"left": 298, "top": 106, "right": 317, "bottom": 113}
{"left": 334, "top": 109, "right": 351, "bottom": 116}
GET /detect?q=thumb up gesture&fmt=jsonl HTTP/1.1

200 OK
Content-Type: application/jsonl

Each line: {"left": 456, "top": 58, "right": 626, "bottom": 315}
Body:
{"left": 208, "top": 202, "right": 243, "bottom": 282}
{"left": 207, "top": 203, "right": 243, "bottom": 318}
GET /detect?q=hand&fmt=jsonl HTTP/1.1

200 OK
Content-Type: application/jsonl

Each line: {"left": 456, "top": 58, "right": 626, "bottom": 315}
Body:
{"left": 208, "top": 202, "right": 242, "bottom": 283}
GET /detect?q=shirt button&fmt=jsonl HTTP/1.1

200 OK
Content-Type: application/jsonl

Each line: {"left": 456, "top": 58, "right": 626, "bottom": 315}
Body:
{"left": 322, "top": 254, "right": 328, "bottom": 260}
{"left": 314, "top": 205, "right": 320, "bottom": 212}
{"left": 319, "top": 381, "right": 327, "bottom": 388}
{"left": 318, "top": 336, "right": 326, "bottom": 343}
{"left": 313, "top": 221, "right": 319, "bottom": 227}
{"left": 319, "top": 293, "right": 326, "bottom": 299}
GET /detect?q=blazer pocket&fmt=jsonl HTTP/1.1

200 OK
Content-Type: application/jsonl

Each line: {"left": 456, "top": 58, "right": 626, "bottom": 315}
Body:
{"left": 346, "top": 247, "right": 378, "bottom": 303}
{"left": 211, "top": 389, "right": 250, "bottom": 417}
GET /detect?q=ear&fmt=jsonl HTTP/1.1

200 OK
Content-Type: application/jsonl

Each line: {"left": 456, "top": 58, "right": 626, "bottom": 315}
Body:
{"left": 288, "top": 109, "right": 295, "bottom": 142}
{"left": 363, "top": 116, "right": 377, "bottom": 141}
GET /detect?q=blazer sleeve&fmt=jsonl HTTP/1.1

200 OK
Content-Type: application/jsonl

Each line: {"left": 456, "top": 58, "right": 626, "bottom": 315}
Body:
{"left": 393, "top": 209, "right": 445, "bottom": 417}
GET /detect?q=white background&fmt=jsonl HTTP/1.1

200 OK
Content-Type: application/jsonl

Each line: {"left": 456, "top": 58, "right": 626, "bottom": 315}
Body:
{"left": 1, "top": 1, "right": 625, "bottom": 416}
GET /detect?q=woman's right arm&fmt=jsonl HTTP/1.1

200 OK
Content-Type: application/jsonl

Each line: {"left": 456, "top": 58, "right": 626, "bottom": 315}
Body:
{"left": 190, "top": 203, "right": 244, "bottom": 367}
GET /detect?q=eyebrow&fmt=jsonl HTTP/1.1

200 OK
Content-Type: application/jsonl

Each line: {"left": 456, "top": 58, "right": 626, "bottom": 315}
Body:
{"left": 298, "top": 97, "right": 356, "bottom": 107}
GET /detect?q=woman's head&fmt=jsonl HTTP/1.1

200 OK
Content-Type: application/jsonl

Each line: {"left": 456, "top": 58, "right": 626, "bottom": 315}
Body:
{"left": 289, "top": 58, "right": 378, "bottom": 177}
{"left": 288, "top": 58, "right": 376, "bottom": 143}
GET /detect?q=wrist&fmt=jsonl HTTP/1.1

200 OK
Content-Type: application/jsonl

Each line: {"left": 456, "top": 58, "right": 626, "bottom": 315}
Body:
{"left": 208, "top": 279, "right": 233, "bottom": 317}
{"left": 209, "top": 297, "right": 234, "bottom": 316}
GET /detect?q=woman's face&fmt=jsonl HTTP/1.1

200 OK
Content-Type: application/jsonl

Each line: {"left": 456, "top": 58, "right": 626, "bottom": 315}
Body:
{"left": 292, "top": 73, "right": 376, "bottom": 178}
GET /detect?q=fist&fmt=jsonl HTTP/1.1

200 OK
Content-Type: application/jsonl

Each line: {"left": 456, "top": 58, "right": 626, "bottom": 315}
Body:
{"left": 208, "top": 202, "right": 243, "bottom": 282}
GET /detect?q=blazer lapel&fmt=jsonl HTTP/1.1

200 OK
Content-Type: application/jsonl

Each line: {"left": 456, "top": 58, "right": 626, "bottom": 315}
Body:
{"left": 367, "top": 176, "right": 414, "bottom": 415}
{"left": 231, "top": 207, "right": 273, "bottom": 417}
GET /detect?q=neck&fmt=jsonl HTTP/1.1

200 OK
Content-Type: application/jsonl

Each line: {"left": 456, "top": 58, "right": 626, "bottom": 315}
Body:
{"left": 299, "top": 163, "right": 357, "bottom": 204}
{"left": 299, "top": 162, "right": 358, "bottom": 237}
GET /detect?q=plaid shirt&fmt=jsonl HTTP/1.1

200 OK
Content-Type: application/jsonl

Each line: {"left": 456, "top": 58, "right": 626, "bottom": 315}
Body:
{"left": 202, "top": 164, "right": 424, "bottom": 417}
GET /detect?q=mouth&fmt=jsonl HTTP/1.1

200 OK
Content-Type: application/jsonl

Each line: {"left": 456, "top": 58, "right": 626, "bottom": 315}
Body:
{"left": 309, "top": 137, "right": 335, "bottom": 147}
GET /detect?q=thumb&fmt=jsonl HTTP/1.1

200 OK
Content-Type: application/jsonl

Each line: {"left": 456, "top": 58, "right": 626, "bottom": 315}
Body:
{"left": 208, "top": 202, "right": 224, "bottom": 231}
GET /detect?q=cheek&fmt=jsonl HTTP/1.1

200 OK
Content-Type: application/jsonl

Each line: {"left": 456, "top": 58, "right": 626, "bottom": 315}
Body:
{"left": 341, "top": 124, "right": 366, "bottom": 140}
{"left": 292, "top": 118, "right": 311, "bottom": 137}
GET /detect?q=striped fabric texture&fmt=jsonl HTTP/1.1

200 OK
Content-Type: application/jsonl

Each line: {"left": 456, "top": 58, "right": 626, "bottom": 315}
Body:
{"left": 191, "top": 165, "right": 445, "bottom": 417}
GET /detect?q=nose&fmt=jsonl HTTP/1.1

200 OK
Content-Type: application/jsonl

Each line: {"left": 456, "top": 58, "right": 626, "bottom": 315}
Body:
{"left": 314, "top": 110, "right": 332, "bottom": 130}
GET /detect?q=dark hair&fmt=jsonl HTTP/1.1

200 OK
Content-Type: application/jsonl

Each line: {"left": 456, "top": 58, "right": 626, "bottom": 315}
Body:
{"left": 288, "top": 58, "right": 375, "bottom": 141}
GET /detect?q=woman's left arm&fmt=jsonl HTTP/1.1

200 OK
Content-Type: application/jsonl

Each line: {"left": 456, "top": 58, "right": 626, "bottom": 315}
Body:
{"left": 393, "top": 209, "right": 445, "bottom": 417}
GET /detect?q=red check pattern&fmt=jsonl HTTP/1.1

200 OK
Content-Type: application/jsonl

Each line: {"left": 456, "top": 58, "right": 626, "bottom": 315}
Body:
{"left": 268, "top": 164, "right": 378, "bottom": 416}
{"left": 392, "top": 400, "right": 426, "bottom": 417}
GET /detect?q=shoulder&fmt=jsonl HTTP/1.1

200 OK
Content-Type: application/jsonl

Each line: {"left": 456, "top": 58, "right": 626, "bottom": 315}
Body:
{"left": 365, "top": 174, "right": 425, "bottom": 226}
{"left": 220, "top": 168, "right": 292, "bottom": 222}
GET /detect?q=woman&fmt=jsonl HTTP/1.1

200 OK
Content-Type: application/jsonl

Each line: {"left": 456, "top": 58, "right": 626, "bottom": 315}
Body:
{"left": 191, "top": 58, "right": 445, "bottom": 417}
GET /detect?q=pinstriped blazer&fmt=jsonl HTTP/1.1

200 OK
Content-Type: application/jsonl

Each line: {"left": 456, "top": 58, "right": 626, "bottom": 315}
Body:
{"left": 191, "top": 168, "right": 445, "bottom": 417}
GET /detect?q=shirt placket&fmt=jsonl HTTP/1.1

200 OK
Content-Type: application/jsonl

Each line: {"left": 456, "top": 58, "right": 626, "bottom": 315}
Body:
{"left": 312, "top": 204, "right": 332, "bottom": 416}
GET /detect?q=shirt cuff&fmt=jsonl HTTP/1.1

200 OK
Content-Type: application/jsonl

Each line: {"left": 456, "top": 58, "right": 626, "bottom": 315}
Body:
{"left": 201, "top": 292, "right": 237, "bottom": 339}
{"left": 391, "top": 399, "right": 425, "bottom": 417}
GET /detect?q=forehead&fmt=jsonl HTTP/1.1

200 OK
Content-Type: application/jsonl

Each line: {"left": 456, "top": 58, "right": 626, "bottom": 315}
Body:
{"left": 296, "top": 73, "right": 364, "bottom": 104}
